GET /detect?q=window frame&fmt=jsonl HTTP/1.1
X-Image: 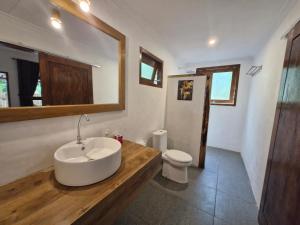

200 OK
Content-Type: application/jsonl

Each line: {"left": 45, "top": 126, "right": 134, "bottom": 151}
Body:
{"left": 139, "top": 47, "right": 163, "bottom": 88}
{"left": 0, "top": 71, "right": 11, "bottom": 107}
{"left": 197, "top": 64, "right": 240, "bottom": 106}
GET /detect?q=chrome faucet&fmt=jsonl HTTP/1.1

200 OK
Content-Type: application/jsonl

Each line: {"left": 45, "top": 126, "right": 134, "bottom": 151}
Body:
{"left": 77, "top": 114, "right": 90, "bottom": 144}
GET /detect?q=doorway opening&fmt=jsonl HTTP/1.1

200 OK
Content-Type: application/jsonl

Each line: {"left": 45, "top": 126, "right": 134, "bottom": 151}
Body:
{"left": 197, "top": 64, "right": 241, "bottom": 168}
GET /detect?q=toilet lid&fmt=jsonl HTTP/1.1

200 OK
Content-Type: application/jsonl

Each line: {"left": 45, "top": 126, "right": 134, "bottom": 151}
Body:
{"left": 165, "top": 150, "right": 192, "bottom": 163}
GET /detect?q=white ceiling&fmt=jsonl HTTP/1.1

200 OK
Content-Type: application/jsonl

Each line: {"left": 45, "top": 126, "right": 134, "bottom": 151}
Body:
{"left": 0, "top": 0, "right": 118, "bottom": 61}
{"left": 112, "top": 0, "right": 296, "bottom": 66}
{"left": 0, "top": 0, "right": 296, "bottom": 67}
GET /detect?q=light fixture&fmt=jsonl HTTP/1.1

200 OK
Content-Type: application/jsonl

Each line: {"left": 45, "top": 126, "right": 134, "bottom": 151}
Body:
{"left": 79, "top": 0, "right": 90, "bottom": 12}
{"left": 208, "top": 37, "right": 218, "bottom": 47}
{"left": 51, "top": 9, "right": 62, "bottom": 29}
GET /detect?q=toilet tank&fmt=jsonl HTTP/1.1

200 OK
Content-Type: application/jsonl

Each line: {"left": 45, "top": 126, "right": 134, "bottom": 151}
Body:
{"left": 152, "top": 130, "right": 167, "bottom": 152}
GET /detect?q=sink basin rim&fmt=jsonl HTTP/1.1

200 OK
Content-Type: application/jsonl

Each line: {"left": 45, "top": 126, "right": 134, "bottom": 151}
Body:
{"left": 54, "top": 137, "right": 122, "bottom": 164}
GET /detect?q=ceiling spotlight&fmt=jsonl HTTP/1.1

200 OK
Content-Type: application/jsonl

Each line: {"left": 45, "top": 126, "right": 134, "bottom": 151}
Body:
{"left": 79, "top": 0, "right": 91, "bottom": 12}
{"left": 208, "top": 38, "right": 218, "bottom": 47}
{"left": 51, "top": 9, "right": 62, "bottom": 29}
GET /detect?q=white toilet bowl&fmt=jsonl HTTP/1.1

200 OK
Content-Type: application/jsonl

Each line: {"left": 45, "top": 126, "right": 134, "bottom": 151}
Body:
{"left": 152, "top": 130, "right": 193, "bottom": 184}
{"left": 162, "top": 150, "right": 192, "bottom": 183}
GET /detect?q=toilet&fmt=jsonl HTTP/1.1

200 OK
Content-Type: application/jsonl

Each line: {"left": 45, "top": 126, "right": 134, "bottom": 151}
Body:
{"left": 153, "top": 130, "right": 193, "bottom": 184}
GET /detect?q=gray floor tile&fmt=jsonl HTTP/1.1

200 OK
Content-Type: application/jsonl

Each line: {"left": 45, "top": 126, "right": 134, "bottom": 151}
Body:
{"left": 217, "top": 176, "right": 256, "bottom": 203}
{"left": 160, "top": 197, "right": 214, "bottom": 225}
{"left": 205, "top": 156, "right": 219, "bottom": 173}
{"left": 214, "top": 216, "right": 259, "bottom": 225}
{"left": 168, "top": 184, "right": 216, "bottom": 216}
{"left": 218, "top": 159, "right": 248, "bottom": 178}
{"left": 213, "top": 217, "right": 232, "bottom": 225}
{"left": 215, "top": 192, "right": 258, "bottom": 225}
{"left": 115, "top": 147, "right": 259, "bottom": 225}
{"left": 152, "top": 172, "right": 216, "bottom": 216}
{"left": 114, "top": 213, "right": 149, "bottom": 225}
{"left": 189, "top": 167, "right": 218, "bottom": 189}
{"left": 126, "top": 183, "right": 174, "bottom": 225}
{"left": 152, "top": 172, "right": 189, "bottom": 191}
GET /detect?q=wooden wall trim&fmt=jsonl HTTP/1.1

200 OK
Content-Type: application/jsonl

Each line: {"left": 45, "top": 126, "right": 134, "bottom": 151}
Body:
{"left": 198, "top": 75, "right": 212, "bottom": 168}
{"left": 168, "top": 74, "right": 197, "bottom": 78}
{"left": 0, "top": 0, "right": 126, "bottom": 123}
{"left": 51, "top": 0, "right": 125, "bottom": 40}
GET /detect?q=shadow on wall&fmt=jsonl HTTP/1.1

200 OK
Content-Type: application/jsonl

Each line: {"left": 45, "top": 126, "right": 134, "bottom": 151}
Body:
{"left": 144, "top": 135, "right": 173, "bottom": 149}
{"left": 167, "top": 137, "right": 174, "bottom": 149}
{"left": 146, "top": 137, "right": 153, "bottom": 147}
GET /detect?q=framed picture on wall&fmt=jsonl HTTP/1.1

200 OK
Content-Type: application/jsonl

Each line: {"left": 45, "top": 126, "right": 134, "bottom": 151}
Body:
{"left": 177, "top": 80, "right": 193, "bottom": 101}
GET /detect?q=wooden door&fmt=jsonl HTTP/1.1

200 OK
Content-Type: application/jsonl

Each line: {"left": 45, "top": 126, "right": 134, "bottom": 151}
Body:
{"left": 39, "top": 53, "right": 93, "bottom": 106}
{"left": 259, "top": 21, "right": 300, "bottom": 225}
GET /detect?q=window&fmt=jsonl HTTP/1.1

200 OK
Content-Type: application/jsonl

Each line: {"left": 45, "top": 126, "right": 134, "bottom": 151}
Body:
{"left": 198, "top": 64, "right": 240, "bottom": 106}
{"left": 139, "top": 47, "right": 163, "bottom": 88}
{"left": 33, "top": 79, "right": 42, "bottom": 106}
{"left": 0, "top": 72, "right": 10, "bottom": 107}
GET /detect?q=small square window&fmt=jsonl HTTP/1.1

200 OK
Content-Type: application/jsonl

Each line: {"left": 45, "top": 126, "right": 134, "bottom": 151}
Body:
{"left": 197, "top": 64, "right": 240, "bottom": 106}
{"left": 139, "top": 47, "right": 163, "bottom": 88}
{"left": 141, "top": 63, "right": 154, "bottom": 80}
{"left": 211, "top": 72, "right": 233, "bottom": 101}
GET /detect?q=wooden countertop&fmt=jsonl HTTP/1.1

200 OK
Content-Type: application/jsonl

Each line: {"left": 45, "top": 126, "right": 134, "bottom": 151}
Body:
{"left": 0, "top": 140, "right": 161, "bottom": 225}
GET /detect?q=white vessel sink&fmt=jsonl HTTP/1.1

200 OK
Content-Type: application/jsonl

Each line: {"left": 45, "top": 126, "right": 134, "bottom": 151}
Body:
{"left": 54, "top": 137, "right": 122, "bottom": 186}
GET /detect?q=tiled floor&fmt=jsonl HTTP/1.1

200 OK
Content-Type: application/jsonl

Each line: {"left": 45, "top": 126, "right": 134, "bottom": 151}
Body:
{"left": 114, "top": 147, "right": 259, "bottom": 225}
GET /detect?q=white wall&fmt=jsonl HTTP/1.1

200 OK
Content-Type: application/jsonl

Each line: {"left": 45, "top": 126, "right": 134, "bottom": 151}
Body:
{"left": 179, "top": 58, "right": 253, "bottom": 152}
{"left": 0, "top": 1, "right": 179, "bottom": 185}
{"left": 241, "top": 0, "right": 300, "bottom": 205}
{"left": 165, "top": 77, "right": 206, "bottom": 166}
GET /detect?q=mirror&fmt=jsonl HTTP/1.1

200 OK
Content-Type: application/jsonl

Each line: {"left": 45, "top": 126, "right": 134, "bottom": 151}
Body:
{"left": 0, "top": 0, "right": 125, "bottom": 122}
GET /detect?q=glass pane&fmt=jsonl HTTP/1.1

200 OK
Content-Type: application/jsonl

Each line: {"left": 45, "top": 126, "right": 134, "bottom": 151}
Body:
{"left": 141, "top": 62, "right": 154, "bottom": 80}
{"left": 34, "top": 80, "right": 42, "bottom": 97}
{"left": 211, "top": 72, "right": 233, "bottom": 100}
{"left": 0, "top": 72, "right": 9, "bottom": 107}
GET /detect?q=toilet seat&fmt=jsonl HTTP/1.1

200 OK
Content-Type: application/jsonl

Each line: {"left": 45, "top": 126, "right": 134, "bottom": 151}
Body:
{"left": 165, "top": 150, "right": 192, "bottom": 163}
{"left": 162, "top": 150, "right": 192, "bottom": 167}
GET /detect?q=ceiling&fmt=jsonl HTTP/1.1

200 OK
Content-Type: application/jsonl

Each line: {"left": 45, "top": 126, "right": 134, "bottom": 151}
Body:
{"left": 112, "top": 0, "right": 296, "bottom": 67}
{"left": 0, "top": 0, "right": 296, "bottom": 68}
{"left": 0, "top": 0, "right": 118, "bottom": 62}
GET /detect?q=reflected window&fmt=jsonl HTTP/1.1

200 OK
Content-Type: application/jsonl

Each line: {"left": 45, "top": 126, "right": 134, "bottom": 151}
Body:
{"left": 0, "top": 72, "right": 9, "bottom": 107}
{"left": 33, "top": 79, "right": 42, "bottom": 106}
{"left": 139, "top": 47, "right": 163, "bottom": 88}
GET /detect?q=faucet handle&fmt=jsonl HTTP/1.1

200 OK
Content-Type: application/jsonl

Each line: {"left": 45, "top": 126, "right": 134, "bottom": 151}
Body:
{"left": 82, "top": 114, "right": 90, "bottom": 122}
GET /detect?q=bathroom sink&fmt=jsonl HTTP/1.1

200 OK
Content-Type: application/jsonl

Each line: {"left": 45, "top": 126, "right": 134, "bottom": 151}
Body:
{"left": 54, "top": 137, "right": 122, "bottom": 186}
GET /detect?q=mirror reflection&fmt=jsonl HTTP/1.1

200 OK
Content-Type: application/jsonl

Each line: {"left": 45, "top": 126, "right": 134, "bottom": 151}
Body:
{"left": 0, "top": 0, "right": 119, "bottom": 108}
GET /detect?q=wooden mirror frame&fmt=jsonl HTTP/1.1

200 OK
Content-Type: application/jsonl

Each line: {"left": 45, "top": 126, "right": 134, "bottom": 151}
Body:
{"left": 0, "top": 0, "right": 126, "bottom": 123}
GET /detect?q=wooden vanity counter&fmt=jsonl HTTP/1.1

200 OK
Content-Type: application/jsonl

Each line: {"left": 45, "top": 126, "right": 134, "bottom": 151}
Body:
{"left": 0, "top": 141, "right": 162, "bottom": 225}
